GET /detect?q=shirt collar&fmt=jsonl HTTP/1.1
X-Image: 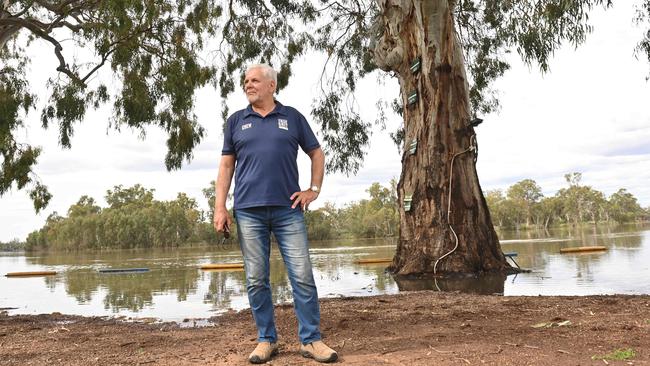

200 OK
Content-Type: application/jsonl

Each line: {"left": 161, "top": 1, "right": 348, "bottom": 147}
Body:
{"left": 243, "top": 100, "right": 287, "bottom": 118}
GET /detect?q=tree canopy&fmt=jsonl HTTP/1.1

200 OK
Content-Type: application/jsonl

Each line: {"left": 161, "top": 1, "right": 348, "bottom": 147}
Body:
{"left": 1, "top": 0, "right": 220, "bottom": 210}
{"left": 2, "top": 0, "right": 650, "bottom": 211}
{"left": 25, "top": 184, "right": 210, "bottom": 250}
{"left": 18, "top": 178, "right": 648, "bottom": 251}
{"left": 486, "top": 173, "right": 648, "bottom": 229}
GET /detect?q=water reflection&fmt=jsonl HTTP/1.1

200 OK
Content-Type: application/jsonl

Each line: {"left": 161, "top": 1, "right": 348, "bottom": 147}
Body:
{"left": 500, "top": 225, "right": 650, "bottom": 296}
{"left": 44, "top": 267, "right": 202, "bottom": 312}
{"left": 394, "top": 273, "right": 506, "bottom": 295}
{"left": 1, "top": 225, "right": 648, "bottom": 320}
{"left": 497, "top": 224, "right": 644, "bottom": 275}
{"left": 203, "top": 269, "right": 247, "bottom": 312}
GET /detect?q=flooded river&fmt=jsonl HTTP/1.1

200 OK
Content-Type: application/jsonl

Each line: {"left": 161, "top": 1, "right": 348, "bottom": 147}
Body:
{"left": 1, "top": 224, "right": 648, "bottom": 321}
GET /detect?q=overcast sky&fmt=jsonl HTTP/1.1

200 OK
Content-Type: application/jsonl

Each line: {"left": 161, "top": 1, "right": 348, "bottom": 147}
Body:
{"left": 1, "top": 3, "right": 649, "bottom": 242}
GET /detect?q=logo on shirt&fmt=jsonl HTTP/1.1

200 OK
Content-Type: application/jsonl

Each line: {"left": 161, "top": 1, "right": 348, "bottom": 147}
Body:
{"left": 278, "top": 119, "right": 288, "bottom": 130}
{"left": 242, "top": 122, "right": 252, "bottom": 130}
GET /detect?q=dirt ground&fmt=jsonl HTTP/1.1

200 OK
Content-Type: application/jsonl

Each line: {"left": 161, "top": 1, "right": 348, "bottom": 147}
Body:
{"left": 1, "top": 292, "right": 649, "bottom": 365}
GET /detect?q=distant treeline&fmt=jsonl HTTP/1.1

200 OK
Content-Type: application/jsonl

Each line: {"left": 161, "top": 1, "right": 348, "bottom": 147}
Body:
{"left": 25, "top": 185, "right": 219, "bottom": 251}
{"left": 22, "top": 181, "right": 399, "bottom": 251}
{"left": 303, "top": 181, "right": 399, "bottom": 240}
{"left": 485, "top": 173, "right": 649, "bottom": 229}
{"left": 0, "top": 239, "right": 25, "bottom": 251}
{"left": 20, "top": 181, "right": 398, "bottom": 251}
{"left": 17, "top": 173, "right": 649, "bottom": 251}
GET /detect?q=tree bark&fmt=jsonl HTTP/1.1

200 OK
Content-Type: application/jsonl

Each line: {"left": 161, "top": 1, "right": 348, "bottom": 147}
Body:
{"left": 374, "top": 0, "right": 510, "bottom": 276}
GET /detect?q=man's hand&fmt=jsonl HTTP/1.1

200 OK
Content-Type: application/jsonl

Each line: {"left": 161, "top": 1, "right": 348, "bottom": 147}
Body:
{"left": 290, "top": 190, "right": 319, "bottom": 211}
{"left": 213, "top": 208, "right": 233, "bottom": 234}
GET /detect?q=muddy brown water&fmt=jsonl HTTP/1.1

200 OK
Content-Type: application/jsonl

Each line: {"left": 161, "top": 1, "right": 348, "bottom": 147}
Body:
{"left": 1, "top": 223, "right": 648, "bottom": 321}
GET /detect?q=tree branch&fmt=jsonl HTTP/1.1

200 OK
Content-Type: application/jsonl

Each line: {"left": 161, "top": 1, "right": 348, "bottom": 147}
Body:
{"left": 12, "top": 3, "right": 33, "bottom": 18}
{"left": 220, "top": 0, "right": 236, "bottom": 50}
{"left": 80, "top": 49, "right": 111, "bottom": 83}
{"left": 79, "top": 23, "right": 155, "bottom": 83}
{"left": 0, "top": 17, "right": 82, "bottom": 84}
{"left": 32, "top": 0, "right": 83, "bottom": 14}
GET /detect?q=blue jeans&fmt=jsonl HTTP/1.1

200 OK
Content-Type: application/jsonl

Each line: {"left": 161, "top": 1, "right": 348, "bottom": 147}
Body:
{"left": 234, "top": 206, "right": 321, "bottom": 344}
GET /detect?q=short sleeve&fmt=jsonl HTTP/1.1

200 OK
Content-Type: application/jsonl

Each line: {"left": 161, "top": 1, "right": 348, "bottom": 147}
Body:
{"left": 297, "top": 112, "right": 320, "bottom": 154}
{"left": 221, "top": 114, "right": 236, "bottom": 155}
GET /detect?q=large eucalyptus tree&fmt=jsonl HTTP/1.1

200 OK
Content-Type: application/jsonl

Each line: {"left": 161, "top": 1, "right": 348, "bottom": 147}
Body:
{"left": 2, "top": 0, "right": 650, "bottom": 275}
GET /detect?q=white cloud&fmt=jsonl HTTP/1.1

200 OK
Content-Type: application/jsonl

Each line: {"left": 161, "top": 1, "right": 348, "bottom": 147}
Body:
{"left": 478, "top": 2, "right": 650, "bottom": 205}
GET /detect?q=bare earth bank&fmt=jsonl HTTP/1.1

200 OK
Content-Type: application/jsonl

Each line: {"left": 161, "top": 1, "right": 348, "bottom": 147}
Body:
{"left": 1, "top": 292, "right": 649, "bottom": 365}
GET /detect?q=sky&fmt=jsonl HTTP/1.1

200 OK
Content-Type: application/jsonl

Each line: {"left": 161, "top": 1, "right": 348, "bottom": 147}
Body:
{"left": 1, "top": 3, "right": 650, "bottom": 242}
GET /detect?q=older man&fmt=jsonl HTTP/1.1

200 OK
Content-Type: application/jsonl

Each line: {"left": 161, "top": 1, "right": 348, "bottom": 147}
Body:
{"left": 213, "top": 64, "right": 337, "bottom": 364}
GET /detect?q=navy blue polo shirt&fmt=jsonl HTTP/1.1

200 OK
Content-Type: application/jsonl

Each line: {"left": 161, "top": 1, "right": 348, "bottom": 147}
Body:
{"left": 222, "top": 101, "right": 320, "bottom": 209}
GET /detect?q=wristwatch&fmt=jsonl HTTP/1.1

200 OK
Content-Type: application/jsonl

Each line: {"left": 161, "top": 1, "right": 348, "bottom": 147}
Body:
{"left": 310, "top": 185, "right": 320, "bottom": 193}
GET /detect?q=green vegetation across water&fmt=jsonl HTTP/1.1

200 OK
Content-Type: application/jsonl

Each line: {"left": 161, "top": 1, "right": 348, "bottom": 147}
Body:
{"left": 485, "top": 173, "right": 648, "bottom": 230}
{"left": 21, "top": 173, "right": 649, "bottom": 251}
{"left": 25, "top": 185, "right": 217, "bottom": 251}
{"left": 23, "top": 181, "right": 399, "bottom": 251}
{"left": 0, "top": 239, "right": 25, "bottom": 252}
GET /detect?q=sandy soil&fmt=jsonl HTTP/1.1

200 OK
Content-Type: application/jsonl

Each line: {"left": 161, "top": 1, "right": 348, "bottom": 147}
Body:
{"left": 1, "top": 292, "right": 649, "bottom": 365}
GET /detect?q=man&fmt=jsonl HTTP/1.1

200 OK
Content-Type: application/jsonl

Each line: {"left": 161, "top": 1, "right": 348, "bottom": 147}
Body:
{"left": 213, "top": 64, "right": 338, "bottom": 364}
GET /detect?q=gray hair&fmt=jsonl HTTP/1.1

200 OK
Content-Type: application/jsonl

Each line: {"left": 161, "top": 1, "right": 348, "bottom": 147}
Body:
{"left": 246, "top": 63, "right": 277, "bottom": 84}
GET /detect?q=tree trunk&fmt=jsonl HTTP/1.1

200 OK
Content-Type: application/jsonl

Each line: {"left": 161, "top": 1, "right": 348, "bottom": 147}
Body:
{"left": 374, "top": 0, "right": 510, "bottom": 276}
{"left": 544, "top": 215, "right": 550, "bottom": 229}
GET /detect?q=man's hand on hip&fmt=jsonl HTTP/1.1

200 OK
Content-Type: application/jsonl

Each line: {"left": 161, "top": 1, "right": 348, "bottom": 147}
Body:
{"left": 290, "top": 190, "right": 319, "bottom": 211}
{"left": 213, "top": 208, "right": 233, "bottom": 234}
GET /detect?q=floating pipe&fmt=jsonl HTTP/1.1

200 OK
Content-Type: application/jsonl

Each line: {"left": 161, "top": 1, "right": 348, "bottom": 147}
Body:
{"left": 200, "top": 263, "right": 244, "bottom": 270}
{"left": 202, "top": 268, "right": 245, "bottom": 272}
{"left": 98, "top": 268, "right": 150, "bottom": 273}
{"left": 355, "top": 258, "right": 392, "bottom": 264}
{"left": 559, "top": 246, "right": 607, "bottom": 254}
{"left": 5, "top": 271, "right": 57, "bottom": 277}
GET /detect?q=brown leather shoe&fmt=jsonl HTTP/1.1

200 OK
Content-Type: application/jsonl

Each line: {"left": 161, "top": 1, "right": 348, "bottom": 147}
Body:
{"left": 248, "top": 342, "right": 278, "bottom": 364}
{"left": 300, "top": 340, "right": 338, "bottom": 363}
